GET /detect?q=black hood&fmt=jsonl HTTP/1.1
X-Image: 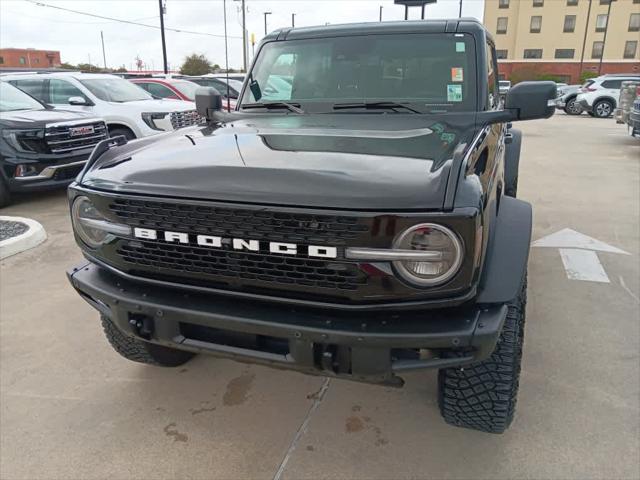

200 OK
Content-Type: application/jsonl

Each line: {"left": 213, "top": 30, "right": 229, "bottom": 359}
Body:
{"left": 81, "top": 113, "right": 479, "bottom": 210}
{"left": 0, "top": 108, "right": 96, "bottom": 129}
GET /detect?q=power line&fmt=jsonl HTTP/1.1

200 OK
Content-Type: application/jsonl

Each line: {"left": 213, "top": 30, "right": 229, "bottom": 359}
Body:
{"left": 24, "top": 0, "right": 242, "bottom": 39}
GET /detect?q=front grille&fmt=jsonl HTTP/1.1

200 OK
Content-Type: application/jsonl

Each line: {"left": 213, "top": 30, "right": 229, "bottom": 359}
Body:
{"left": 109, "top": 199, "right": 369, "bottom": 245}
{"left": 45, "top": 121, "right": 108, "bottom": 154}
{"left": 169, "top": 110, "right": 203, "bottom": 129}
{"left": 117, "top": 240, "right": 368, "bottom": 291}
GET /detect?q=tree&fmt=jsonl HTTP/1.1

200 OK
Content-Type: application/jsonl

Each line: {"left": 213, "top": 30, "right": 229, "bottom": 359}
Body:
{"left": 180, "top": 53, "right": 212, "bottom": 75}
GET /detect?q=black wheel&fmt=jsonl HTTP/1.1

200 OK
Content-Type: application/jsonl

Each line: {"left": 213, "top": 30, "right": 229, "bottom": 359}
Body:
{"left": 108, "top": 127, "right": 136, "bottom": 140}
{"left": 438, "top": 275, "right": 527, "bottom": 433}
{"left": 587, "top": 111, "right": 596, "bottom": 117}
{"left": 100, "top": 315, "right": 194, "bottom": 367}
{"left": 0, "top": 177, "right": 10, "bottom": 208}
{"left": 564, "top": 97, "right": 582, "bottom": 115}
{"left": 592, "top": 100, "right": 614, "bottom": 118}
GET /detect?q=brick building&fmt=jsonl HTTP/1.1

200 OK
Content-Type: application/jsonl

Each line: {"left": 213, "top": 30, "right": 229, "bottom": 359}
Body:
{"left": 0, "top": 48, "right": 62, "bottom": 69}
{"left": 484, "top": 0, "right": 640, "bottom": 84}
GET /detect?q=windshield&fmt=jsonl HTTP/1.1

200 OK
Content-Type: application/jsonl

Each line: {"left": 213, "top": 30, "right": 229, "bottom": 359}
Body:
{"left": 241, "top": 33, "right": 476, "bottom": 112}
{"left": 0, "top": 81, "right": 44, "bottom": 112}
{"left": 80, "top": 77, "right": 152, "bottom": 102}
{"left": 171, "top": 80, "right": 200, "bottom": 100}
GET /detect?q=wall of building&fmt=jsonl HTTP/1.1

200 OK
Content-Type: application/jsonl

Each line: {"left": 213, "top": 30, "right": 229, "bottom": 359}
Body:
{"left": 0, "top": 49, "right": 62, "bottom": 69}
{"left": 485, "top": 0, "right": 640, "bottom": 83}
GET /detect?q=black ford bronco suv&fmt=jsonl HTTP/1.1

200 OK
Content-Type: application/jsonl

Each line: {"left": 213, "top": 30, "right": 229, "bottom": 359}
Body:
{"left": 67, "top": 20, "right": 555, "bottom": 433}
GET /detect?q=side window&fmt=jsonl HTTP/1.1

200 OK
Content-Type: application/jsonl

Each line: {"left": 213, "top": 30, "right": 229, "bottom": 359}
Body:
{"left": 49, "top": 79, "right": 87, "bottom": 104}
{"left": 10, "top": 79, "right": 46, "bottom": 102}
{"left": 486, "top": 43, "right": 499, "bottom": 109}
{"left": 146, "top": 82, "right": 177, "bottom": 99}
{"left": 135, "top": 82, "right": 150, "bottom": 92}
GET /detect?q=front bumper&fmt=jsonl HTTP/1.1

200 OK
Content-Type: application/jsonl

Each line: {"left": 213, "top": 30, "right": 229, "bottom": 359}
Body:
{"left": 2, "top": 153, "right": 90, "bottom": 193}
{"left": 68, "top": 261, "right": 507, "bottom": 387}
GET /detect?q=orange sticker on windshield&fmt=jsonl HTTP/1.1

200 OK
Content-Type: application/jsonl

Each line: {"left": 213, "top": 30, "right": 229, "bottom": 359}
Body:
{"left": 451, "top": 67, "right": 464, "bottom": 82}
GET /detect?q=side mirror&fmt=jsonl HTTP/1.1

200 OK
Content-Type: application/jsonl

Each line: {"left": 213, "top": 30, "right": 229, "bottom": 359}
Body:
{"left": 505, "top": 81, "right": 556, "bottom": 121}
{"left": 68, "top": 96, "right": 87, "bottom": 106}
{"left": 195, "top": 87, "right": 222, "bottom": 120}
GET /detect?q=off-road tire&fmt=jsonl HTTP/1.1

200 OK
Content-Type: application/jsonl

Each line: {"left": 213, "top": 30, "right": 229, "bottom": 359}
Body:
{"left": 592, "top": 100, "right": 614, "bottom": 119}
{"left": 564, "top": 97, "right": 582, "bottom": 115}
{"left": 438, "top": 275, "right": 527, "bottom": 433}
{"left": 100, "top": 315, "right": 194, "bottom": 366}
{"left": 0, "top": 178, "right": 10, "bottom": 208}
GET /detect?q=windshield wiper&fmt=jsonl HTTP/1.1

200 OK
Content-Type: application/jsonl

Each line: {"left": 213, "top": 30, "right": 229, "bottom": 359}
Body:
{"left": 240, "top": 102, "right": 305, "bottom": 114}
{"left": 333, "top": 101, "right": 422, "bottom": 114}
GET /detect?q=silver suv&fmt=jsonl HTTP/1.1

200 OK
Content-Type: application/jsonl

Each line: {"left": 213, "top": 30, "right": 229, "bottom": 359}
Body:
{"left": 576, "top": 74, "right": 640, "bottom": 119}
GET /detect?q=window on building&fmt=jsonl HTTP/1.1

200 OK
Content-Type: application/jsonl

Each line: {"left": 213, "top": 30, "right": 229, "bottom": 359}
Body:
{"left": 497, "top": 17, "right": 508, "bottom": 34}
{"left": 567, "top": 0, "right": 578, "bottom": 5}
{"left": 563, "top": 15, "right": 576, "bottom": 32}
{"left": 624, "top": 40, "right": 638, "bottom": 59}
{"left": 629, "top": 13, "right": 640, "bottom": 32}
{"left": 555, "top": 49, "right": 575, "bottom": 59}
{"left": 595, "top": 14, "right": 608, "bottom": 32}
{"left": 496, "top": 49, "right": 508, "bottom": 59}
{"left": 634, "top": 0, "right": 640, "bottom": 4}
{"left": 499, "top": 0, "right": 510, "bottom": 8}
{"left": 0, "top": 56, "right": 4, "bottom": 64}
{"left": 34, "top": 58, "right": 39, "bottom": 64}
{"left": 524, "top": 49, "right": 543, "bottom": 59}
{"left": 599, "top": 0, "right": 610, "bottom": 4}
{"left": 591, "top": 41, "right": 604, "bottom": 59}
{"left": 533, "top": 0, "right": 544, "bottom": 6}
{"left": 530, "top": 16, "right": 542, "bottom": 33}
{"left": 19, "top": 57, "right": 26, "bottom": 65}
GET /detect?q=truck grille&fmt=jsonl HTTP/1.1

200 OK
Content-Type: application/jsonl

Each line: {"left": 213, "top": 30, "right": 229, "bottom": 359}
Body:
{"left": 109, "top": 198, "right": 369, "bottom": 245}
{"left": 45, "top": 121, "right": 108, "bottom": 154}
{"left": 106, "top": 198, "right": 372, "bottom": 296}
{"left": 117, "top": 240, "right": 367, "bottom": 291}
{"left": 169, "top": 110, "right": 203, "bottom": 129}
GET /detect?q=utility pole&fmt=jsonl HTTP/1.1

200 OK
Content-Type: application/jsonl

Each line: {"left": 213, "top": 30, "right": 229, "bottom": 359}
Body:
{"left": 263, "top": 11, "right": 272, "bottom": 36}
{"left": 223, "top": 0, "right": 231, "bottom": 111}
{"left": 579, "top": 0, "right": 593, "bottom": 81}
{"left": 158, "top": 0, "right": 168, "bottom": 74}
{"left": 292, "top": 13, "right": 296, "bottom": 27}
{"left": 379, "top": 5, "right": 383, "bottom": 21}
{"left": 100, "top": 31, "right": 107, "bottom": 69}
{"left": 241, "top": 0, "right": 247, "bottom": 72}
{"left": 459, "top": 0, "right": 463, "bottom": 17}
{"left": 598, "top": 0, "right": 616, "bottom": 75}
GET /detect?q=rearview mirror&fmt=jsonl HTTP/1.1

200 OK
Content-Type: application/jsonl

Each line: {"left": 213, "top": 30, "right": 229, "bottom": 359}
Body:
{"left": 195, "top": 87, "right": 222, "bottom": 120}
{"left": 505, "top": 81, "right": 556, "bottom": 121}
{"left": 68, "top": 96, "right": 87, "bottom": 106}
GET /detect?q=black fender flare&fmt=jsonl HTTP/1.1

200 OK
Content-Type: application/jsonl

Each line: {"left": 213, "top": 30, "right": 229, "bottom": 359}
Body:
{"left": 477, "top": 196, "right": 532, "bottom": 304}
{"left": 504, "top": 128, "right": 522, "bottom": 197}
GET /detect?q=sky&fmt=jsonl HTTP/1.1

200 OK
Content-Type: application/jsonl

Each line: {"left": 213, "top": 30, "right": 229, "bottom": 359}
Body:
{"left": 0, "top": 0, "right": 485, "bottom": 71}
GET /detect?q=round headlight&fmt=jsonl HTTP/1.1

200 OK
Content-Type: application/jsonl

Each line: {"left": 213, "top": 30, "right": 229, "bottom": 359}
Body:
{"left": 71, "top": 196, "right": 133, "bottom": 248}
{"left": 392, "top": 223, "right": 463, "bottom": 287}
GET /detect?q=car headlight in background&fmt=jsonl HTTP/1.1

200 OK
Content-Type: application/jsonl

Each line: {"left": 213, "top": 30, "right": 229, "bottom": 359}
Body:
{"left": 141, "top": 112, "right": 169, "bottom": 131}
{"left": 345, "top": 223, "right": 463, "bottom": 287}
{"left": 71, "top": 196, "right": 131, "bottom": 248}
{"left": 2, "top": 129, "right": 46, "bottom": 153}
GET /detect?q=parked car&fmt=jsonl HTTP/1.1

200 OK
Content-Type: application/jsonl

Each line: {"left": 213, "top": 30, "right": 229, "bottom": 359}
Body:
{"left": 0, "top": 81, "right": 107, "bottom": 207}
{"left": 206, "top": 73, "right": 246, "bottom": 83}
{"left": 182, "top": 76, "right": 241, "bottom": 110}
{"left": 498, "top": 80, "right": 511, "bottom": 96}
{"left": 66, "top": 19, "right": 556, "bottom": 434}
{"left": 129, "top": 77, "right": 201, "bottom": 102}
{"left": 628, "top": 97, "right": 640, "bottom": 138}
{"left": 576, "top": 74, "right": 640, "bottom": 118}
{"left": 1, "top": 72, "right": 200, "bottom": 139}
{"left": 555, "top": 85, "right": 582, "bottom": 115}
{"left": 614, "top": 80, "right": 640, "bottom": 125}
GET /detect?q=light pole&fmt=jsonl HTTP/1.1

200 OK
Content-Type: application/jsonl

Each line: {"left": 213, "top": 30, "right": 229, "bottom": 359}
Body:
{"left": 100, "top": 31, "right": 107, "bottom": 69}
{"left": 598, "top": 0, "right": 616, "bottom": 75}
{"left": 578, "top": 0, "right": 593, "bottom": 81}
{"left": 158, "top": 0, "right": 168, "bottom": 74}
{"left": 458, "top": 0, "right": 463, "bottom": 17}
{"left": 292, "top": 13, "right": 296, "bottom": 27}
{"left": 379, "top": 5, "right": 383, "bottom": 21}
{"left": 234, "top": 0, "right": 247, "bottom": 73}
{"left": 263, "top": 11, "right": 272, "bottom": 36}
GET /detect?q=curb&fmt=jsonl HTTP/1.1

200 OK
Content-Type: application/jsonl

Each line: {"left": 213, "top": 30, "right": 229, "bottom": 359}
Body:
{"left": 0, "top": 216, "right": 47, "bottom": 260}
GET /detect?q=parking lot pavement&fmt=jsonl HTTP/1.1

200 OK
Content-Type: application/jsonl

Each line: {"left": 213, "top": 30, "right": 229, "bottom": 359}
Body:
{"left": 1, "top": 113, "right": 638, "bottom": 480}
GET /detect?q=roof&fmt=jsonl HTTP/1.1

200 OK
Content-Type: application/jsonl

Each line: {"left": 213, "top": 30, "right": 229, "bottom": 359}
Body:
{"left": 265, "top": 18, "right": 485, "bottom": 41}
{"left": 0, "top": 71, "right": 122, "bottom": 80}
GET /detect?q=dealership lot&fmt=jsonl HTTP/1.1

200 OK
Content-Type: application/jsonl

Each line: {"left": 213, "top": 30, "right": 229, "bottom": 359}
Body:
{"left": 1, "top": 114, "right": 638, "bottom": 479}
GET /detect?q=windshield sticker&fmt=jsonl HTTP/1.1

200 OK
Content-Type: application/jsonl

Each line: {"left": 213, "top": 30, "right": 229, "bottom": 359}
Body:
{"left": 451, "top": 67, "right": 464, "bottom": 82}
{"left": 447, "top": 84, "right": 463, "bottom": 102}
{"left": 441, "top": 132, "right": 456, "bottom": 144}
{"left": 456, "top": 42, "right": 466, "bottom": 53}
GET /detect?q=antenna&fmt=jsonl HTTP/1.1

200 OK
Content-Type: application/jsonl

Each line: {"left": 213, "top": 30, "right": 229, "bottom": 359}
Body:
{"left": 223, "top": 0, "right": 231, "bottom": 111}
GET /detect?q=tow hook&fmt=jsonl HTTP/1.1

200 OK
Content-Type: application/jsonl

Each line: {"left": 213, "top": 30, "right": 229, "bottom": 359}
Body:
{"left": 129, "top": 314, "right": 154, "bottom": 340}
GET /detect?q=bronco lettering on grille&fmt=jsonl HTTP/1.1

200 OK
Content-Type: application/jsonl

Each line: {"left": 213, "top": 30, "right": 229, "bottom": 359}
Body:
{"left": 133, "top": 227, "right": 338, "bottom": 259}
